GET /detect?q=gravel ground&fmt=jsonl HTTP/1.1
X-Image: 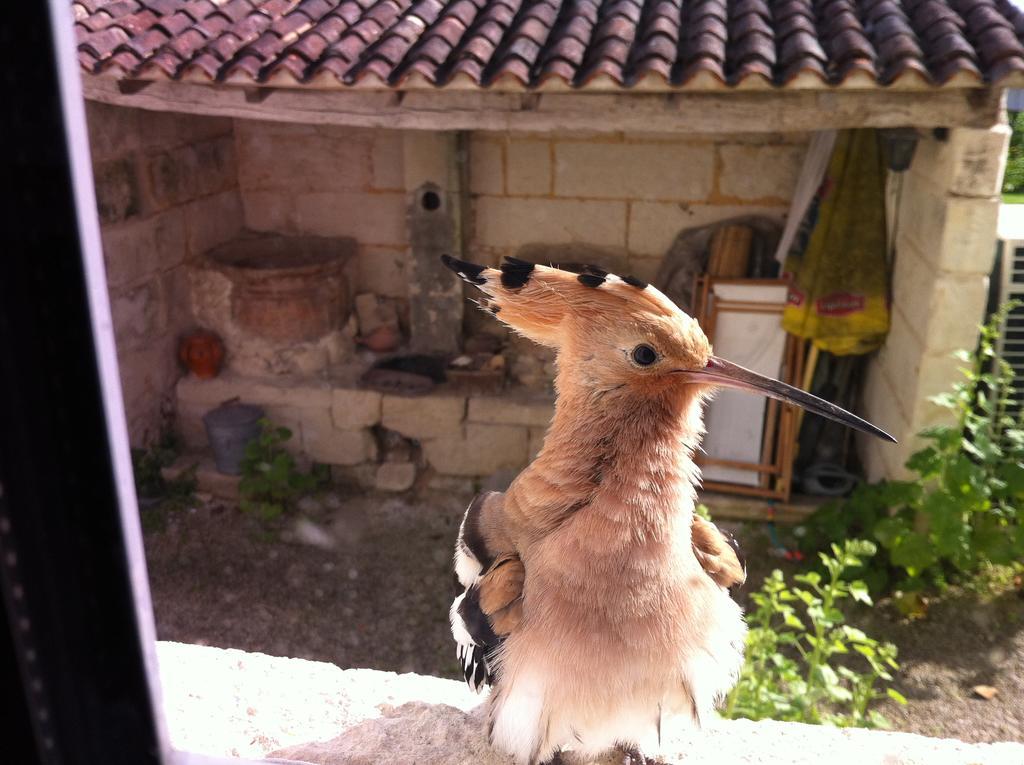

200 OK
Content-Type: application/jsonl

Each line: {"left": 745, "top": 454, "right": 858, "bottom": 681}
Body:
{"left": 143, "top": 488, "right": 1024, "bottom": 745}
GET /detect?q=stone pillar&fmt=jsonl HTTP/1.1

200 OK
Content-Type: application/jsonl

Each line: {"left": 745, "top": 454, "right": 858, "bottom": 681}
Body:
{"left": 403, "top": 132, "right": 464, "bottom": 355}
{"left": 860, "top": 123, "right": 1010, "bottom": 480}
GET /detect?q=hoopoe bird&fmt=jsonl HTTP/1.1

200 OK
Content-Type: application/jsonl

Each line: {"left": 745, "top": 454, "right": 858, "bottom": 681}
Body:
{"left": 443, "top": 255, "right": 893, "bottom": 765}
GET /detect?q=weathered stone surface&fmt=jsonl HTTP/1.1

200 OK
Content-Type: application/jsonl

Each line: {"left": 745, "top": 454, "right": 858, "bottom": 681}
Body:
{"left": 111, "top": 281, "right": 164, "bottom": 351}
{"left": 292, "top": 404, "right": 360, "bottom": 456}
{"left": 294, "top": 191, "right": 407, "bottom": 246}
{"left": 331, "top": 463, "right": 379, "bottom": 489}
{"left": 155, "top": 642, "right": 1024, "bottom": 765}
{"left": 118, "top": 339, "right": 178, "bottom": 444}
{"left": 137, "top": 109, "right": 232, "bottom": 151}
{"left": 183, "top": 189, "right": 245, "bottom": 258}
{"left": 235, "top": 121, "right": 373, "bottom": 193}
{"left": 717, "top": 144, "right": 806, "bottom": 201}
{"left": 355, "top": 246, "right": 409, "bottom": 298}
{"left": 470, "top": 137, "right": 504, "bottom": 195}
{"left": 375, "top": 462, "right": 417, "bottom": 492}
{"left": 871, "top": 307, "right": 924, "bottom": 424}
{"left": 407, "top": 181, "right": 464, "bottom": 354}
{"left": 422, "top": 423, "right": 529, "bottom": 476}
{"left": 243, "top": 190, "right": 298, "bottom": 233}
{"left": 370, "top": 131, "right": 405, "bottom": 191}
{"left": 507, "top": 138, "right": 551, "bottom": 196}
{"left": 354, "top": 292, "right": 398, "bottom": 336}
{"left": 627, "top": 202, "right": 788, "bottom": 257}
{"left": 467, "top": 395, "right": 554, "bottom": 427}
{"left": 178, "top": 373, "right": 333, "bottom": 409}
{"left": 156, "top": 641, "right": 481, "bottom": 761}
{"left": 89, "top": 103, "right": 244, "bottom": 449}
{"left": 859, "top": 361, "right": 913, "bottom": 481}
{"left": 474, "top": 197, "right": 627, "bottom": 250}
{"left": 554, "top": 141, "right": 714, "bottom": 201}
{"left": 304, "top": 423, "right": 377, "bottom": 466}
{"left": 176, "top": 401, "right": 211, "bottom": 450}
{"left": 382, "top": 394, "right": 465, "bottom": 439}
{"left": 403, "top": 131, "right": 453, "bottom": 191}
{"left": 147, "top": 136, "right": 236, "bottom": 209}
{"left": 332, "top": 388, "right": 383, "bottom": 429}
{"left": 898, "top": 178, "right": 1000, "bottom": 276}
{"left": 273, "top": 703, "right": 1024, "bottom": 765}
{"left": 908, "top": 125, "right": 1011, "bottom": 199}
{"left": 101, "top": 207, "right": 188, "bottom": 288}
{"left": 95, "top": 156, "right": 141, "bottom": 223}
{"left": 86, "top": 101, "right": 141, "bottom": 161}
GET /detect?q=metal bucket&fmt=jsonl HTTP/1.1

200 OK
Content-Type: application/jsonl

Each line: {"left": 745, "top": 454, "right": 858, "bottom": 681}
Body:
{"left": 202, "top": 402, "right": 264, "bottom": 475}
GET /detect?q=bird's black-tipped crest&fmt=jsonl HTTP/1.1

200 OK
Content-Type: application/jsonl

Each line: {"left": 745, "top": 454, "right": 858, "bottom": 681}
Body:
{"left": 577, "top": 273, "right": 605, "bottom": 288}
{"left": 441, "top": 254, "right": 487, "bottom": 285}
{"left": 500, "top": 257, "right": 534, "bottom": 289}
{"left": 620, "top": 274, "right": 648, "bottom": 289}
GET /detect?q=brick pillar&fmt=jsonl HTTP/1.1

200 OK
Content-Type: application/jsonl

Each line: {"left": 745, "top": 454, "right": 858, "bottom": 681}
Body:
{"left": 403, "top": 132, "right": 464, "bottom": 355}
{"left": 860, "top": 123, "right": 1010, "bottom": 480}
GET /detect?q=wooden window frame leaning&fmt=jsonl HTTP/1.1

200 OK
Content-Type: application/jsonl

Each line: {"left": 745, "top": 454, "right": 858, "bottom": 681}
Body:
{"left": 692, "top": 276, "right": 806, "bottom": 502}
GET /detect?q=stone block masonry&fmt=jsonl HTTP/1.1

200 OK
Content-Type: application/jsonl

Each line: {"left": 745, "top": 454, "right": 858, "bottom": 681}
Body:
{"left": 88, "top": 102, "right": 244, "bottom": 447}
{"left": 233, "top": 119, "right": 411, "bottom": 300}
{"left": 468, "top": 131, "right": 805, "bottom": 276}
{"left": 860, "top": 124, "right": 1010, "bottom": 480}
{"left": 177, "top": 374, "right": 554, "bottom": 481}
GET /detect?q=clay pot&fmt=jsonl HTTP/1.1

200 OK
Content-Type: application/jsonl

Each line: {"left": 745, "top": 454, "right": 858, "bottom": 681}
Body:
{"left": 356, "top": 325, "right": 401, "bottom": 353}
{"left": 207, "top": 235, "right": 354, "bottom": 344}
{"left": 179, "top": 329, "right": 225, "bottom": 379}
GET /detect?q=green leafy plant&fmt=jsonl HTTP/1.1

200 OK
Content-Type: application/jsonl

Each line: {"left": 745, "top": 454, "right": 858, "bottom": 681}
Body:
{"left": 1003, "top": 111, "right": 1024, "bottom": 195}
{"left": 724, "top": 539, "right": 904, "bottom": 728}
{"left": 131, "top": 429, "right": 184, "bottom": 499}
{"left": 239, "top": 418, "right": 318, "bottom": 521}
{"left": 797, "top": 303, "right": 1024, "bottom": 595}
{"left": 132, "top": 433, "right": 197, "bottom": 531}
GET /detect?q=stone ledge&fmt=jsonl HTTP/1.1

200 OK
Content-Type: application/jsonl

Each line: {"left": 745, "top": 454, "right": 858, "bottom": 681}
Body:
{"left": 157, "top": 642, "right": 1024, "bottom": 765}
{"left": 176, "top": 373, "right": 554, "bottom": 478}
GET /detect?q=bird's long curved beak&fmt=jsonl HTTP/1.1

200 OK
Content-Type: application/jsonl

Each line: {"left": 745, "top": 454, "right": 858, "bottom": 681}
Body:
{"left": 684, "top": 356, "right": 896, "bottom": 443}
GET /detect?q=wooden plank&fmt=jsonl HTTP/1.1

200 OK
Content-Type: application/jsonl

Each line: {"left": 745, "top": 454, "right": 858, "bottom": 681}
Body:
{"left": 699, "top": 491, "right": 822, "bottom": 524}
{"left": 80, "top": 75, "right": 1005, "bottom": 134}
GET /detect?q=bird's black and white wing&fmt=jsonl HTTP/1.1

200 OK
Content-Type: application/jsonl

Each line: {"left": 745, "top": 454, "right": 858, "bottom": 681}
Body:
{"left": 450, "top": 492, "right": 522, "bottom": 692}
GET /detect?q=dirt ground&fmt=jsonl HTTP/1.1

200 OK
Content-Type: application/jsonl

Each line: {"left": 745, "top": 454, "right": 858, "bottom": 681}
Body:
{"left": 143, "top": 487, "right": 1024, "bottom": 745}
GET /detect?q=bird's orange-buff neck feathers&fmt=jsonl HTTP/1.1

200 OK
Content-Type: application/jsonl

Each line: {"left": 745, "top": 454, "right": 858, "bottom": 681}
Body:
{"left": 441, "top": 256, "right": 713, "bottom": 538}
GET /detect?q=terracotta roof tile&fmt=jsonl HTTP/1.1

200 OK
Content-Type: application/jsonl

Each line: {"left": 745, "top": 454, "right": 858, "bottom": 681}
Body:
{"left": 76, "top": 0, "right": 1024, "bottom": 88}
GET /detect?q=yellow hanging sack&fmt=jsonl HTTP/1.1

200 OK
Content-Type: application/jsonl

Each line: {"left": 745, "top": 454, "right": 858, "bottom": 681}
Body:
{"left": 782, "top": 129, "right": 890, "bottom": 356}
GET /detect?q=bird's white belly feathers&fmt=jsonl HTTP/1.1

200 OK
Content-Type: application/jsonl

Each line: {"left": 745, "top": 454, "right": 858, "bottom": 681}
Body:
{"left": 489, "top": 514, "right": 746, "bottom": 764}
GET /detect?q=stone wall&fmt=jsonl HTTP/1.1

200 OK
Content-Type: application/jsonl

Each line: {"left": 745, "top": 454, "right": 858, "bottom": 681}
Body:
{"left": 87, "top": 102, "right": 244, "bottom": 446}
{"left": 467, "top": 131, "right": 805, "bottom": 281}
{"left": 90, "top": 106, "right": 1007, "bottom": 485}
{"left": 229, "top": 124, "right": 807, "bottom": 327}
{"left": 176, "top": 372, "right": 553, "bottom": 490}
{"left": 860, "top": 125, "right": 1010, "bottom": 480}
{"left": 233, "top": 120, "right": 408, "bottom": 300}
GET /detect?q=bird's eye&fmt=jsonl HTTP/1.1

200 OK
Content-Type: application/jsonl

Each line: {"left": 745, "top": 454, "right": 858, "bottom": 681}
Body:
{"left": 631, "top": 344, "right": 658, "bottom": 366}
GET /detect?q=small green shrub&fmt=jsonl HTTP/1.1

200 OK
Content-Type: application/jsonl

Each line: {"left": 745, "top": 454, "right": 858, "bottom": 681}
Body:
{"left": 239, "top": 418, "right": 318, "bottom": 521}
{"left": 132, "top": 429, "right": 183, "bottom": 499}
{"left": 797, "top": 303, "right": 1024, "bottom": 595}
{"left": 132, "top": 434, "right": 197, "bottom": 531}
{"left": 724, "top": 539, "right": 904, "bottom": 728}
{"left": 1003, "top": 111, "right": 1024, "bottom": 195}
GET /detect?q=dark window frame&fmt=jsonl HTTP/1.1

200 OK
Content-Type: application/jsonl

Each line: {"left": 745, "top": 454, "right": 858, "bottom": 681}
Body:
{"left": 0, "top": 4, "right": 260, "bottom": 764}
